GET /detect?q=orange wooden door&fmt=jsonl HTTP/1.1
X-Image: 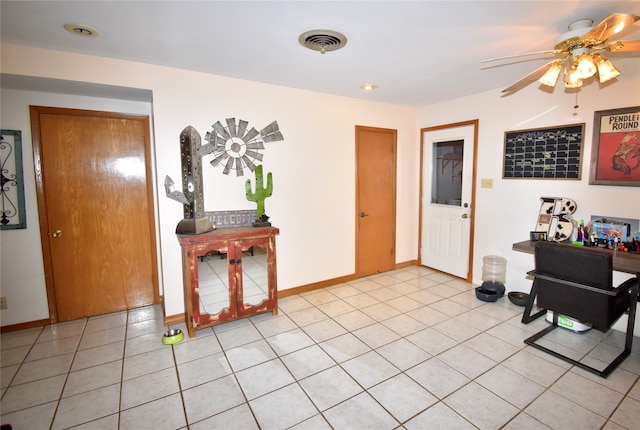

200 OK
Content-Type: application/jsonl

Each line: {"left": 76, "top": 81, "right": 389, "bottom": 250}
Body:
{"left": 31, "top": 107, "right": 158, "bottom": 322}
{"left": 356, "top": 126, "right": 397, "bottom": 276}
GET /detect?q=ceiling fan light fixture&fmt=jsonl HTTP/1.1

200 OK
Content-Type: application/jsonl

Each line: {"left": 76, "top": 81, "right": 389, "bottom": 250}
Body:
{"left": 565, "top": 71, "right": 583, "bottom": 88}
{"left": 539, "top": 61, "right": 563, "bottom": 87}
{"left": 594, "top": 54, "right": 620, "bottom": 83}
{"left": 574, "top": 53, "right": 597, "bottom": 79}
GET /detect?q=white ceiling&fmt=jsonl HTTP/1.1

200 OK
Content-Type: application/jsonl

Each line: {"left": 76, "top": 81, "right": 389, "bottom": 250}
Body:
{"left": 1, "top": 1, "right": 639, "bottom": 107}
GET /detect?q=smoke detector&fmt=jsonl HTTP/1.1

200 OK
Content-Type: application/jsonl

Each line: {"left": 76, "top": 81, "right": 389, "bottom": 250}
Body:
{"left": 299, "top": 29, "right": 347, "bottom": 54}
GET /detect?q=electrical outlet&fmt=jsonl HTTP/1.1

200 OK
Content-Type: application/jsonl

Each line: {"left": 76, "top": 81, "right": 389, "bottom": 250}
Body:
{"left": 481, "top": 178, "right": 494, "bottom": 189}
{"left": 0, "top": 297, "right": 7, "bottom": 310}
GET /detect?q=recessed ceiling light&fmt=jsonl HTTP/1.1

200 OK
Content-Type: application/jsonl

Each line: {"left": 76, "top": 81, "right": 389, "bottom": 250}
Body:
{"left": 360, "top": 84, "right": 378, "bottom": 91}
{"left": 64, "top": 23, "right": 99, "bottom": 37}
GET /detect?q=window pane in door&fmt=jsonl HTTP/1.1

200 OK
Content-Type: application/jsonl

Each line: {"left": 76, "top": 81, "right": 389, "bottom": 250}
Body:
{"left": 431, "top": 140, "right": 464, "bottom": 206}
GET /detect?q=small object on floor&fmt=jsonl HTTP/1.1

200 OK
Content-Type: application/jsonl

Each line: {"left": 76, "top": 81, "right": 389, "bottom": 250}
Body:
{"left": 480, "top": 281, "right": 505, "bottom": 297}
{"left": 508, "top": 291, "right": 529, "bottom": 306}
{"left": 162, "top": 329, "right": 184, "bottom": 345}
{"left": 545, "top": 311, "right": 592, "bottom": 333}
{"left": 475, "top": 286, "right": 499, "bottom": 302}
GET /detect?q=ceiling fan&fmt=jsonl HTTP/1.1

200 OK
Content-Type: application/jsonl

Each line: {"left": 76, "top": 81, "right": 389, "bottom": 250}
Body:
{"left": 483, "top": 13, "right": 640, "bottom": 94}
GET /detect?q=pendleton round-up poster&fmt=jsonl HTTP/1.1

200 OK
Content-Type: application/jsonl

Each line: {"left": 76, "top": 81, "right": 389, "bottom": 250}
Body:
{"left": 592, "top": 107, "right": 640, "bottom": 185}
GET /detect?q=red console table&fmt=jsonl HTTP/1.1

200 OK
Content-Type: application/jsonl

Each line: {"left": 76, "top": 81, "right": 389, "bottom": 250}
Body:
{"left": 178, "top": 226, "right": 279, "bottom": 337}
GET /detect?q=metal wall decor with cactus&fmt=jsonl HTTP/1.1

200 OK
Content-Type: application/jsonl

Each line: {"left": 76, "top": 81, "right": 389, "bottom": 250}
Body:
{"left": 165, "top": 119, "right": 283, "bottom": 234}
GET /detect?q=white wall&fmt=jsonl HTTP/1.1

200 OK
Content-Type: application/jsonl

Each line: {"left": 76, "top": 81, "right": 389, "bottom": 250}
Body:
{"left": 0, "top": 44, "right": 419, "bottom": 325}
{"left": 419, "top": 78, "right": 640, "bottom": 291}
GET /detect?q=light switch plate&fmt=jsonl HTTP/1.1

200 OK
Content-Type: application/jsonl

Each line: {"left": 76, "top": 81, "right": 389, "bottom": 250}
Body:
{"left": 481, "top": 178, "right": 494, "bottom": 189}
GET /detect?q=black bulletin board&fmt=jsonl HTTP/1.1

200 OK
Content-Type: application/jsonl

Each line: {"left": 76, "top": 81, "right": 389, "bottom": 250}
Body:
{"left": 503, "top": 123, "right": 585, "bottom": 179}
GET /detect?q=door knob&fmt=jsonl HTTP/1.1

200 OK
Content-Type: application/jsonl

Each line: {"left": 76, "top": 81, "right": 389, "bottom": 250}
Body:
{"left": 52, "top": 230, "right": 62, "bottom": 238}
{"left": 461, "top": 214, "right": 469, "bottom": 219}
{"left": 360, "top": 212, "right": 369, "bottom": 218}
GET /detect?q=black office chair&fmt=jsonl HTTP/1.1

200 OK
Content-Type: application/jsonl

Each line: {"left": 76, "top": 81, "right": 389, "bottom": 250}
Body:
{"left": 524, "top": 241, "right": 639, "bottom": 378}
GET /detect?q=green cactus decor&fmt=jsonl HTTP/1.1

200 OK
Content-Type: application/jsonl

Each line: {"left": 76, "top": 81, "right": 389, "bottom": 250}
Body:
{"left": 245, "top": 165, "right": 273, "bottom": 221}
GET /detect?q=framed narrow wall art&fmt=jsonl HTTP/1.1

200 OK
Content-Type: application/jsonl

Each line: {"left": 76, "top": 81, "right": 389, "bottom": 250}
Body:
{"left": 1, "top": 129, "right": 27, "bottom": 229}
{"left": 589, "top": 106, "right": 640, "bottom": 187}
{"left": 503, "top": 123, "right": 584, "bottom": 180}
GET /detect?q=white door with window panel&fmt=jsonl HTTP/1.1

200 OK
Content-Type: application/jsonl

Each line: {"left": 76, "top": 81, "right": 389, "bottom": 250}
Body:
{"left": 420, "top": 122, "right": 477, "bottom": 279}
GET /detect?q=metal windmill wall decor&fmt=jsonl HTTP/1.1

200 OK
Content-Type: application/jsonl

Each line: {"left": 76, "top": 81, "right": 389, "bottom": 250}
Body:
{"left": 165, "top": 118, "right": 283, "bottom": 234}
{"left": 201, "top": 118, "right": 283, "bottom": 176}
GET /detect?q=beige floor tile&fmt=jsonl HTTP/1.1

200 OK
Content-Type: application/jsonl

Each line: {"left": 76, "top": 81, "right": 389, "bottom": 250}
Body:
{"left": 341, "top": 351, "right": 400, "bottom": 389}
{"left": 267, "top": 327, "right": 316, "bottom": 355}
{"left": 299, "top": 365, "right": 362, "bottom": 411}
{"left": 177, "top": 352, "right": 232, "bottom": 389}
{"left": 405, "top": 402, "right": 476, "bottom": 430}
{"left": 182, "top": 374, "right": 245, "bottom": 424}
{"left": 609, "top": 396, "right": 640, "bottom": 429}
{"left": 444, "top": 381, "right": 519, "bottom": 429}
{"left": 12, "top": 353, "right": 74, "bottom": 385}
{"left": 438, "top": 344, "right": 496, "bottom": 379}
{"left": 120, "top": 367, "right": 179, "bottom": 410}
{"left": 406, "top": 358, "right": 470, "bottom": 399}
{"left": 376, "top": 338, "right": 432, "bottom": 371}
{"left": 1, "top": 374, "right": 66, "bottom": 414}
{"left": 352, "top": 322, "right": 401, "bottom": 349}
{"left": 63, "top": 360, "right": 122, "bottom": 397}
{"left": 122, "top": 346, "right": 175, "bottom": 380}
{"left": 0, "top": 400, "right": 57, "bottom": 430}
{"left": 249, "top": 383, "right": 318, "bottom": 430}
{"left": 51, "top": 384, "right": 120, "bottom": 430}
{"left": 71, "top": 341, "right": 124, "bottom": 371}
{"left": 119, "top": 393, "right": 186, "bottom": 430}
{"left": 235, "top": 358, "right": 295, "bottom": 400}
{"left": 323, "top": 392, "right": 399, "bottom": 429}
{"left": 525, "top": 390, "right": 606, "bottom": 430}
{"left": 189, "top": 403, "right": 259, "bottom": 430}
{"left": 406, "top": 327, "right": 457, "bottom": 355}
{"left": 280, "top": 344, "right": 335, "bottom": 380}
{"left": 225, "top": 339, "right": 277, "bottom": 371}
{"left": 476, "top": 364, "right": 545, "bottom": 409}
{"left": 301, "top": 318, "right": 347, "bottom": 343}
{"left": 369, "top": 373, "right": 437, "bottom": 422}
{"left": 550, "top": 371, "right": 624, "bottom": 418}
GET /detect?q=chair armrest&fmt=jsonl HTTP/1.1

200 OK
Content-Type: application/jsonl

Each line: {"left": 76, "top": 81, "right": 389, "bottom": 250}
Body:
{"left": 612, "top": 276, "right": 639, "bottom": 295}
{"left": 527, "top": 270, "right": 619, "bottom": 296}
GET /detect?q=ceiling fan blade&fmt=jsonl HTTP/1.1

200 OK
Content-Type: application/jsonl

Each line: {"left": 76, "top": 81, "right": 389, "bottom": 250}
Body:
{"left": 501, "top": 58, "right": 566, "bottom": 93}
{"left": 581, "top": 13, "right": 640, "bottom": 45}
{"left": 482, "top": 49, "right": 563, "bottom": 63}
{"left": 604, "top": 39, "right": 640, "bottom": 52}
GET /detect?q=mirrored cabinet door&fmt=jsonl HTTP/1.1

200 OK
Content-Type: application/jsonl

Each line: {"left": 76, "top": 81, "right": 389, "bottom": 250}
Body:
{"left": 198, "top": 248, "right": 232, "bottom": 317}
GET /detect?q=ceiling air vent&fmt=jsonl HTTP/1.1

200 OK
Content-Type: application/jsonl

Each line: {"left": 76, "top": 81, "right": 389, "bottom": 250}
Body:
{"left": 298, "top": 29, "right": 347, "bottom": 54}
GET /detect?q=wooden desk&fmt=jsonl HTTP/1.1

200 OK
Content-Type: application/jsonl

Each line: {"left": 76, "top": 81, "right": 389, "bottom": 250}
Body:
{"left": 513, "top": 240, "right": 640, "bottom": 274}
